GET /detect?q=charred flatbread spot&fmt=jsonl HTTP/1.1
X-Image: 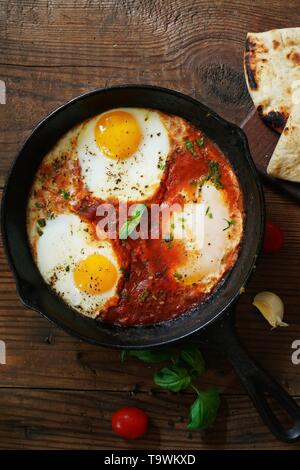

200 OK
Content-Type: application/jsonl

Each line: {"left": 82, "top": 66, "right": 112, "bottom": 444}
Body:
{"left": 244, "top": 38, "right": 259, "bottom": 90}
{"left": 287, "top": 51, "right": 300, "bottom": 65}
{"left": 244, "top": 51, "right": 258, "bottom": 90}
{"left": 273, "top": 40, "right": 280, "bottom": 49}
{"left": 260, "top": 110, "right": 288, "bottom": 133}
{"left": 245, "top": 38, "right": 256, "bottom": 53}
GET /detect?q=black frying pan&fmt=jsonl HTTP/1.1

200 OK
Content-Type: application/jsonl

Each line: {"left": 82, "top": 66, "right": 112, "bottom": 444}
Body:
{"left": 2, "top": 85, "right": 300, "bottom": 442}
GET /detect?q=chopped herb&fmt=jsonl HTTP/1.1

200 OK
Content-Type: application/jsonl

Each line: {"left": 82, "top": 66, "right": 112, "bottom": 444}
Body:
{"left": 138, "top": 289, "right": 150, "bottom": 302}
{"left": 59, "top": 189, "right": 70, "bottom": 200}
{"left": 35, "top": 202, "right": 45, "bottom": 209}
{"left": 196, "top": 137, "right": 204, "bottom": 148}
{"left": 205, "top": 207, "right": 213, "bottom": 219}
{"left": 184, "top": 139, "right": 198, "bottom": 157}
{"left": 208, "top": 161, "right": 223, "bottom": 188}
{"left": 47, "top": 211, "right": 55, "bottom": 220}
{"left": 174, "top": 272, "right": 183, "bottom": 281}
{"left": 65, "top": 266, "right": 70, "bottom": 272}
{"left": 164, "top": 233, "right": 173, "bottom": 249}
{"left": 158, "top": 161, "right": 166, "bottom": 170}
{"left": 37, "top": 226, "right": 43, "bottom": 236}
{"left": 37, "top": 218, "right": 46, "bottom": 228}
{"left": 197, "top": 160, "right": 223, "bottom": 190}
{"left": 119, "top": 204, "right": 147, "bottom": 239}
{"left": 223, "top": 218, "right": 235, "bottom": 231}
{"left": 120, "top": 266, "right": 129, "bottom": 279}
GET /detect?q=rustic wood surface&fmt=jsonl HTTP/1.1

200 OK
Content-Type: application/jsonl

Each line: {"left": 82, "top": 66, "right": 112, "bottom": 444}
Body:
{"left": 1, "top": 0, "right": 300, "bottom": 450}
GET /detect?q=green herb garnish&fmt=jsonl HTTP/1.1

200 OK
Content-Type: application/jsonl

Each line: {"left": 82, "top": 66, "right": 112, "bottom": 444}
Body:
{"left": 138, "top": 288, "right": 150, "bottom": 303}
{"left": 164, "top": 233, "right": 173, "bottom": 249}
{"left": 208, "top": 161, "right": 223, "bottom": 188}
{"left": 37, "top": 218, "right": 46, "bottom": 228}
{"left": 35, "top": 202, "right": 45, "bottom": 209}
{"left": 184, "top": 139, "right": 197, "bottom": 157}
{"left": 223, "top": 218, "right": 235, "bottom": 231}
{"left": 37, "top": 226, "right": 43, "bottom": 236}
{"left": 121, "top": 349, "right": 173, "bottom": 364}
{"left": 119, "top": 204, "right": 147, "bottom": 240}
{"left": 120, "top": 266, "right": 129, "bottom": 279}
{"left": 179, "top": 347, "right": 205, "bottom": 376}
{"left": 174, "top": 271, "right": 183, "bottom": 281}
{"left": 158, "top": 161, "right": 166, "bottom": 170}
{"left": 59, "top": 189, "right": 70, "bottom": 200}
{"left": 205, "top": 207, "right": 213, "bottom": 219}
{"left": 154, "top": 365, "right": 191, "bottom": 392}
{"left": 187, "top": 388, "right": 220, "bottom": 430}
{"left": 65, "top": 265, "right": 70, "bottom": 272}
{"left": 196, "top": 137, "right": 204, "bottom": 148}
{"left": 121, "top": 345, "right": 220, "bottom": 430}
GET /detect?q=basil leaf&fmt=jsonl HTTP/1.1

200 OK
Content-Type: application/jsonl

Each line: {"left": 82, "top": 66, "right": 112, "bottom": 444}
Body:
{"left": 187, "top": 388, "right": 220, "bottom": 430}
{"left": 121, "top": 348, "right": 174, "bottom": 364}
{"left": 154, "top": 365, "right": 191, "bottom": 392}
{"left": 180, "top": 347, "right": 205, "bottom": 376}
{"left": 120, "top": 350, "right": 127, "bottom": 362}
{"left": 119, "top": 204, "right": 147, "bottom": 239}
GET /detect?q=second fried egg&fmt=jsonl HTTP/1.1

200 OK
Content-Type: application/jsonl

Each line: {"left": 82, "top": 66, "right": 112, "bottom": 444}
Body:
{"left": 36, "top": 213, "right": 121, "bottom": 317}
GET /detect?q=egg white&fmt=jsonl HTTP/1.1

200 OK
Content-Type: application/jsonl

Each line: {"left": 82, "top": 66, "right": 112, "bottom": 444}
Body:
{"left": 76, "top": 108, "right": 170, "bottom": 201}
{"left": 36, "top": 213, "right": 121, "bottom": 317}
{"left": 173, "top": 183, "right": 242, "bottom": 288}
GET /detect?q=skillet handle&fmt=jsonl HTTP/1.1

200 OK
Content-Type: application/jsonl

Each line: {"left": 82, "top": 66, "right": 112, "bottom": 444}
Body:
{"left": 207, "top": 313, "right": 300, "bottom": 443}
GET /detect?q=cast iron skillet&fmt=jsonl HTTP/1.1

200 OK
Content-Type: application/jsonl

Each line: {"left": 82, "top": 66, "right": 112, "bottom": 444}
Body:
{"left": 2, "top": 85, "right": 300, "bottom": 442}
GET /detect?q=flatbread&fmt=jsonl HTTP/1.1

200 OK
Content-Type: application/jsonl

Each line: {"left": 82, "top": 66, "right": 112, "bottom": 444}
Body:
{"left": 244, "top": 28, "right": 300, "bottom": 133}
{"left": 267, "top": 80, "right": 300, "bottom": 182}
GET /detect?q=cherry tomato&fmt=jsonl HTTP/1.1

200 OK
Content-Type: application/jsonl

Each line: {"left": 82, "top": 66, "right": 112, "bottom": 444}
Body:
{"left": 263, "top": 220, "right": 284, "bottom": 254}
{"left": 112, "top": 406, "right": 148, "bottom": 439}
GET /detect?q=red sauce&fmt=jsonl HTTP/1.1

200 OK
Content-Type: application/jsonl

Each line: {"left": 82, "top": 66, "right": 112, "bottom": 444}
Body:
{"left": 29, "top": 118, "right": 243, "bottom": 326}
{"left": 98, "top": 129, "right": 243, "bottom": 325}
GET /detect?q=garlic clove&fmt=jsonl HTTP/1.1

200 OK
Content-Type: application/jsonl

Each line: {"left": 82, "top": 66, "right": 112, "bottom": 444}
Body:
{"left": 252, "top": 291, "right": 288, "bottom": 328}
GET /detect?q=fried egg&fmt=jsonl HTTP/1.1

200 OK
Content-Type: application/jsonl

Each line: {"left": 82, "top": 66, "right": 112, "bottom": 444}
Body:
{"left": 172, "top": 183, "right": 242, "bottom": 288}
{"left": 36, "top": 214, "right": 121, "bottom": 317}
{"left": 76, "top": 108, "right": 170, "bottom": 201}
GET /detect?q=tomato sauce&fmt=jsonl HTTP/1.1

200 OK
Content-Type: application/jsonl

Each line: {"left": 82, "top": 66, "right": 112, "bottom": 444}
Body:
{"left": 28, "top": 116, "right": 243, "bottom": 326}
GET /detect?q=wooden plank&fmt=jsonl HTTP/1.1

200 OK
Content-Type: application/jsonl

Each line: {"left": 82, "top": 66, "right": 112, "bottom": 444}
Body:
{"left": 1, "top": 186, "right": 300, "bottom": 393}
{"left": 0, "top": 388, "right": 300, "bottom": 450}
{"left": 1, "top": 0, "right": 300, "bottom": 450}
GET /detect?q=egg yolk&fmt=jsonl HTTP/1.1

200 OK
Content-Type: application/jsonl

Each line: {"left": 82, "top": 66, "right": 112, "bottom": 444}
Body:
{"left": 73, "top": 254, "right": 118, "bottom": 295}
{"left": 94, "top": 110, "right": 142, "bottom": 159}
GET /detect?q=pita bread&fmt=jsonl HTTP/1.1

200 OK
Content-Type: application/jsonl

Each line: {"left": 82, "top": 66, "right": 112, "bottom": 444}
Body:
{"left": 244, "top": 28, "right": 300, "bottom": 133}
{"left": 267, "top": 80, "right": 300, "bottom": 182}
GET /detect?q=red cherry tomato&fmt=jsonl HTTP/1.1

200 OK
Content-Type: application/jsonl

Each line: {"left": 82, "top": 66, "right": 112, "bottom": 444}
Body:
{"left": 263, "top": 220, "right": 284, "bottom": 254}
{"left": 112, "top": 406, "right": 148, "bottom": 439}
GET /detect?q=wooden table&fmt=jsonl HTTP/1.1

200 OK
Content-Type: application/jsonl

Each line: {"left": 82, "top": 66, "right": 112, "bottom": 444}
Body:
{"left": 1, "top": 0, "right": 300, "bottom": 450}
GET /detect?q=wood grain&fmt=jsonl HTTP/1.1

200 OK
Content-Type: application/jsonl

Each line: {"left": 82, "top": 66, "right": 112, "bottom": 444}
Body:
{"left": 1, "top": 0, "right": 300, "bottom": 450}
{"left": 0, "top": 388, "right": 300, "bottom": 450}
